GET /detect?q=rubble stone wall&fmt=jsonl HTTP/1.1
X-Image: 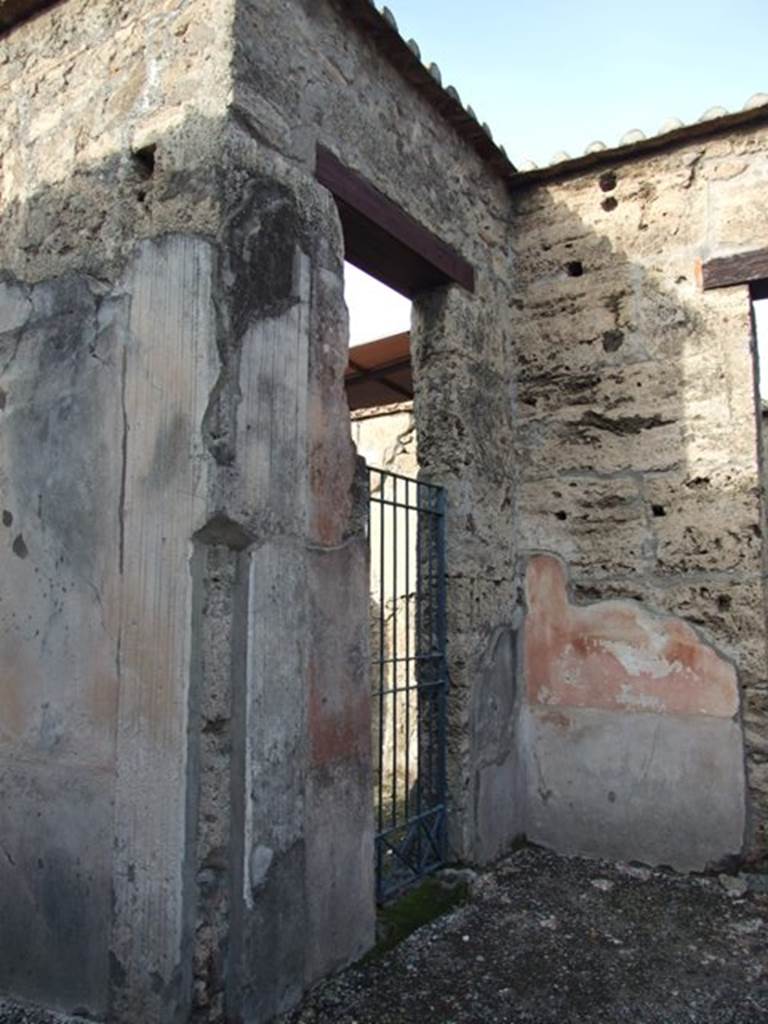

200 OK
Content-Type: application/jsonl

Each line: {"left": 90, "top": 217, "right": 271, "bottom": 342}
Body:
{"left": 510, "top": 124, "right": 768, "bottom": 857}
{"left": 1, "top": 0, "right": 522, "bottom": 1021}
{"left": 233, "top": 0, "right": 523, "bottom": 873}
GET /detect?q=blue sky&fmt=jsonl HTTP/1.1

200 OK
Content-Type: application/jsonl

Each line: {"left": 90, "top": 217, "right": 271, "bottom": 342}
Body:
{"left": 384, "top": 0, "right": 768, "bottom": 167}
{"left": 347, "top": 1, "right": 768, "bottom": 347}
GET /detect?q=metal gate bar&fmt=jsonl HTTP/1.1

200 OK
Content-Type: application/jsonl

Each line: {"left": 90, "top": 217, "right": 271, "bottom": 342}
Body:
{"left": 368, "top": 467, "right": 448, "bottom": 901}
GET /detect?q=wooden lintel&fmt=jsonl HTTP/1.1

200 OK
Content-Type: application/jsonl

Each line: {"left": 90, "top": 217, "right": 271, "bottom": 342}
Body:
{"left": 698, "top": 248, "right": 768, "bottom": 291}
{"left": 316, "top": 145, "right": 475, "bottom": 297}
{"left": 0, "top": 0, "right": 59, "bottom": 32}
{"left": 347, "top": 356, "right": 412, "bottom": 388}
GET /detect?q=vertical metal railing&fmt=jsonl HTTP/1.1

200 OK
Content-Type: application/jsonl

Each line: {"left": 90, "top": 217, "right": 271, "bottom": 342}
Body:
{"left": 368, "top": 467, "right": 448, "bottom": 901}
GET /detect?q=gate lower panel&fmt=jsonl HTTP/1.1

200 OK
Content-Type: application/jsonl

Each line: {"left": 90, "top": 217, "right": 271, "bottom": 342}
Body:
{"left": 368, "top": 467, "right": 448, "bottom": 901}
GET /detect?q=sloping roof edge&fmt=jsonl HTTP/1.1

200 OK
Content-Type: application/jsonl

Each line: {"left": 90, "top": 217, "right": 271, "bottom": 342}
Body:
{"left": 510, "top": 98, "right": 768, "bottom": 188}
{"left": 330, "top": 1, "right": 518, "bottom": 179}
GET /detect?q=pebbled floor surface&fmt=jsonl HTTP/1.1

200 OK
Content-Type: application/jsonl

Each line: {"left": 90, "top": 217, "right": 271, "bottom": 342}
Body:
{"left": 282, "top": 846, "right": 768, "bottom": 1024}
{"left": 1, "top": 846, "right": 767, "bottom": 1023}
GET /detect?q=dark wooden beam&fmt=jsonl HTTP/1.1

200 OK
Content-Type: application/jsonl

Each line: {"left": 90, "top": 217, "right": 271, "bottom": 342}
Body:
{"left": 752, "top": 279, "right": 768, "bottom": 301}
{"left": 316, "top": 145, "right": 475, "bottom": 297}
{"left": 0, "top": 0, "right": 60, "bottom": 32}
{"left": 698, "top": 248, "right": 768, "bottom": 291}
{"left": 347, "top": 356, "right": 413, "bottom": 396}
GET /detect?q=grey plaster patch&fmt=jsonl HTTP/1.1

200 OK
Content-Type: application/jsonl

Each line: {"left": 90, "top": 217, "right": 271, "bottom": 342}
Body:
{"left": 249, "top": 845, "right": 274, "bottom": 893}
{"left": 522, "top": 705, "right": 747, "bottom": 871}
{"left": 0, "top": 280, "right": 32, "bottom": 334}
{"left": 0, "top": 762, "right": 112, "bottom": 1017}
{"left": 471, "top": 626, "right": 526, "bottom": 864}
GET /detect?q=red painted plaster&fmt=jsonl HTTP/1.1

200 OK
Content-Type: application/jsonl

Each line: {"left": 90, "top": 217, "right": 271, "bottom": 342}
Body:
{"left": 308, "top": 657, "right": 369, "bottom": 767}
{"left": 524, "top": 555, "right": 738, "bottom": 718}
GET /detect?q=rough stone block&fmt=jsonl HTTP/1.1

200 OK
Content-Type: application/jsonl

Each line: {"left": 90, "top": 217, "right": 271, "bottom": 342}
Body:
{"left": 644, "top": 469, "right": 762, "bottom": 576}
{"left": 519, "top": 475, "right": 650, "bottom": 578}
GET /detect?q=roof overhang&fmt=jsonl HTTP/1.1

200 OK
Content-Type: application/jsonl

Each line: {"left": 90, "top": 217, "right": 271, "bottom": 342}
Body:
{"left": 345, "top": 331, "right": 412, "bottom": 411}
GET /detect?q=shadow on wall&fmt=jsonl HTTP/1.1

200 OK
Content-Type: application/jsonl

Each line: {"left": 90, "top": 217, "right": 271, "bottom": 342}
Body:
{"left": 0, "top": 98, "right": 373, "bottom": 1022}
{"left": 503, "top": 145, "right": 766, "bottom": 868}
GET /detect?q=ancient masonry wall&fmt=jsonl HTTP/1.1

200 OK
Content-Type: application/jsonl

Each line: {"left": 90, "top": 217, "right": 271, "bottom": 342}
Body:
{"left": 5, "top": 0, "right": 766, "bottom": 1018}
{"left": 1, "top": 1, "right": 376, "bottom": 1021}
{"left": 509, "top": 124, "right": 768, "bottom": 858}
{"left": 233, "top": 0, "right": 522, "bottom": 873}
{"left": 1, "top": 2, "right": 234, "bottom": 1019}
{"left": 351, "top": 122, "right": 768, "bottom": 867}
{"left": 0, "top": 1, "right": 521, "bottom": 1021}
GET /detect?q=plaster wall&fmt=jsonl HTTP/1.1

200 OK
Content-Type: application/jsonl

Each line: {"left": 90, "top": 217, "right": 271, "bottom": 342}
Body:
{"left": 1, "top": 2, "right": 233, "bottom": 1018}
{"left": 510, "top": 125, "right": 768, "bottom": 858}
{"left": 1, "top": 1, "right": 373, "bottom": 1021}
{"left": 521, "top": 554, "right": 746, "bottom": 870}
{"left": 234, "top": 0, "right": 522, "bottom": 865}
{"left": 1, "top": 0, "right": 522, "bottom": 1019}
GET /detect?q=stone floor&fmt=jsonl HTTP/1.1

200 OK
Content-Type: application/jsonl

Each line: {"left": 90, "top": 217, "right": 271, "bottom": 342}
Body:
{"left": 282, "top": 846, "right": 768, "bottom": 1024}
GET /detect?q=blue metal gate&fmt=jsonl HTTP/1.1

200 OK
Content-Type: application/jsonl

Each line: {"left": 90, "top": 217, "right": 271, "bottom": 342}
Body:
{"left": 368, "top": 467, "right": 448, "bottom": 901}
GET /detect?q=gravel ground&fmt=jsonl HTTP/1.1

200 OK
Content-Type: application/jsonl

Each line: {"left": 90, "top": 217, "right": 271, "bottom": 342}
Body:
{"left": 2, "top": 846, "right": 766, "bottom": 1023}
{"left": 283, "top": 847, "right": 768, "bottom": 1024}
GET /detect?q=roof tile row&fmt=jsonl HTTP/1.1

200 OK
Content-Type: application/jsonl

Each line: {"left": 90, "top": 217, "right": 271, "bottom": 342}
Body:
{"left": 520, "top": 93, "right": 768, "bottom": 170}
{"left": 360, "top": 3, "right": 767, "bottom": 179}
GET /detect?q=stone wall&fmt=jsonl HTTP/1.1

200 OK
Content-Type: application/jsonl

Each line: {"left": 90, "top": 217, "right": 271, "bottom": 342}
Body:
{"left": 3, "top": 0, "right": 768, "bottom": 1018}
{"left": 350, "top": 125, "right": 768, "bottom": 869}
{"left": 1, "top": 0, "right": 522, "bottom": 1020}
{"left": 1, "top": 3, "right": 233, "bottom": 1018}
{"left": 509, "top": 123, "right": 768, "bottom": 859}
{"left": 234, "top": 0, "right": 522, "bottom": 870}
{"left": 1, "top": 1, "right": 373, "bottom": 1021}
{"left": 234, "top": 0, "right": 526, "bottom": 861}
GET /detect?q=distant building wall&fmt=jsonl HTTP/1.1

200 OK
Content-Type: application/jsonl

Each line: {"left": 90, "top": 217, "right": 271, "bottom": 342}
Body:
{"left": 351, "top": 404, "right": 417, "bottom": 818}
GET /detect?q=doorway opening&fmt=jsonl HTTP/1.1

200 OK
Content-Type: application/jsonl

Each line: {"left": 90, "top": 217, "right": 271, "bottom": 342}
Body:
{"left": 316, "top": 144, "right": 474, "bottom": 899}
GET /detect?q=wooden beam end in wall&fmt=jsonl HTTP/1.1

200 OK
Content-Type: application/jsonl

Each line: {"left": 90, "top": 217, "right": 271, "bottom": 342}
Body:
{"left": 694, "top": 258, "right": 704, "bottom": 290}
{"left": 699, "top": 247, "right": 768, "bottom": 291}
